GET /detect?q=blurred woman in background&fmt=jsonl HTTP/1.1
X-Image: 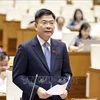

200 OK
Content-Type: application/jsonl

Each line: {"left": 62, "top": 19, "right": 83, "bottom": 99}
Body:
{"left": 67, "top": 9, "right": 86, "bottom": 31}
{"left": 69, "top": 22, "right": 93, "bottom": 52}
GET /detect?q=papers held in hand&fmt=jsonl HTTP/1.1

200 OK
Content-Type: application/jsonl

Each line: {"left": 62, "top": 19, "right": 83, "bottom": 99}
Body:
{"left": 46, "top": 76, "right": 70, "bottom": 95}
{"left": 46, "top": 82, "right": 68, "bottom": 95}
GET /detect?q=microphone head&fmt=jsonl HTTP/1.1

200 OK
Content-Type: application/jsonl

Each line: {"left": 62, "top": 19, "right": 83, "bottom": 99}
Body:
{"left": 36, "top": 74, "right": 38, "bottom": 78}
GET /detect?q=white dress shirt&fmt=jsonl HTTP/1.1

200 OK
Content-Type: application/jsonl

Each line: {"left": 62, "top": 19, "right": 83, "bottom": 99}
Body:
{"left": 37, "top": 35, "right": 51, "bottom": 53}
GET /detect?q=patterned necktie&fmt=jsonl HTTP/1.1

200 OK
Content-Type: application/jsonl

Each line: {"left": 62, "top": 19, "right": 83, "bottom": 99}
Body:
{"left": 44, "top": 42, "right": 51, "bottom": 70}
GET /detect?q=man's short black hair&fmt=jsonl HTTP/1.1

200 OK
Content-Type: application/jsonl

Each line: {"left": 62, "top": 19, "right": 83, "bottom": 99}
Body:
{"left": 35, "top": 8, "right": 56, "bottom": 23}
{"left": 0, "top": 52, "right": 10, "bottom": 61}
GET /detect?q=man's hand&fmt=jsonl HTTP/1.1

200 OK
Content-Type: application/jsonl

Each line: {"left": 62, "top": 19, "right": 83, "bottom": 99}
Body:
{"left": 37, "top": 87, "right": 51, "bottom": 99}
{"left": 60, "top": 90, "right": 68, "bottom": 99}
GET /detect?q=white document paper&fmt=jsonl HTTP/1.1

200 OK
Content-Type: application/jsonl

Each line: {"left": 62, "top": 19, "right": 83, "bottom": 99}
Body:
{"left": 46, "top": 76, "right": 70, "bottom": 95}
{"left": 46, "top": 82, "right": 68, "bottom": 95}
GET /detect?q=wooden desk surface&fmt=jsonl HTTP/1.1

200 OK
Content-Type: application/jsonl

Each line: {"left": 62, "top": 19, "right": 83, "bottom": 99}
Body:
{"left": 0, "top": 14, "right": 6, "bottom": 30}
{"left": 3, "top": 21, "right": 20, "bottom": 55}
{"left": 68, "top": 52, "right": 90, "bottom": 76}
{"left": 0, "top": 14, "right": 6, "bottom": 47}
{"left": 89, "top": 67, "right": 100, "bottom": 73}
{"left": 67, "top": 52, "right": 90, "bottom": 99}
{"left": 68, "top": 76, "right": 86, "bottom": 99}
{"left": 89, "top": 68, "right": 100, "bottom": 99}
{"left": 0, "top": 93, "right": 6, "bottom": 100}
{"left": 17, "top": 28, "right": 37, "bottom": 49}
{"left": 93, "top": 0, "right": 100, "bottom": 5}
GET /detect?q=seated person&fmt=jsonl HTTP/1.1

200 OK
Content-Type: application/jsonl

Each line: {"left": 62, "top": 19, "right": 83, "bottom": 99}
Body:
{"left": 67, "top": 9, "right": 86, "bottom": 31}
{"left": 0, "top": 52, "right": 10, "bottom": 94}
{"left": 69, "top": 22, "right": 93, "bottom": 52}
{"left": 52, "top": 16, "right": 70, "bottom": 40}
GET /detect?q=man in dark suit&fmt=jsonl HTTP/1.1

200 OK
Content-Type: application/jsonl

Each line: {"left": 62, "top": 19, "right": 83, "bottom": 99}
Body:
{"left": 12, "top": 8, "right": 72, "bottom": 100}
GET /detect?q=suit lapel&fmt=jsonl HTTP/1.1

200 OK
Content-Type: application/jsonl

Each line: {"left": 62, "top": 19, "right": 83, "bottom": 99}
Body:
{"left": 32, "top": 37, "right": 50, "bottom": 73}
{"left": 51, "top": 39, "right": 57, "bottom": 72}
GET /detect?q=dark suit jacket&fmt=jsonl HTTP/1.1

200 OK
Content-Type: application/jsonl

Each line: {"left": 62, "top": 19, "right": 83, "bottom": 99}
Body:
{"left": 12, "top": 36, "right": 72, "bottom": 100}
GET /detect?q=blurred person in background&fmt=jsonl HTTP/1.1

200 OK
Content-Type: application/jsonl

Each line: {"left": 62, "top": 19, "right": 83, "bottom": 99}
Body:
{"left": 52, "top": 16, "right": 70, "bottom": 40}
{"left": 69, "top": 22, "right": 93, "bottom": 52}
{"left": 67, "top": 9, "right": 86, "bottom": 31}
{"left": 0, "top": 52, "right": 10, "bottom": 94}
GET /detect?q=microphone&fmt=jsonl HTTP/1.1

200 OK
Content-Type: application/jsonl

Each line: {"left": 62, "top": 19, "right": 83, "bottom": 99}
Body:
{"left": 29, "top": 74, "right": 38, "bottom": 100}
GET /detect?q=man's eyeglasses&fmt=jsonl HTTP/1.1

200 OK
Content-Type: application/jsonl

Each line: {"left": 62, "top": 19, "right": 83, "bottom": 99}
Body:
{"left": 39, "top": 21, "right": 55, "bottom": 26}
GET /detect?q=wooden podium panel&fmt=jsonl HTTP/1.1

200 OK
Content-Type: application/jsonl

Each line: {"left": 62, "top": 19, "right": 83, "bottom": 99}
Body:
{"left": 3, "top": 21, "right": 20, "bottom": 55}
{"left": 66, "top": 52, "right": 90, "bottom": 100}
{"left": 68, "top": 52, "right": 90, "bottom": 76}
{"left": 0, "top": 14, "right": 6, "bottom": 30}
{"left": 0, "top": 93, "right": 6, "bottom": 100}
{"left": 89, "top": 68, "right": 100, "bottom": 99}
{"left": 66, "top": 0, "right": 72, "bottom": 4}
{"left": 0, "top": 96, "right": 6, "bottom": 100}
{"left": 0, "top": 14, "right": 6, "bottom": 47}
{"left": 0, "top": 30, "right": 3, "bottom": 47}
{"left": 68, "top": 76, "right": 86, "bottom": 99}
{"left": 17, "top": 29, "right": 37, "bottom": 48}
{"left": 93, "top": 0, "right": 100, "bottom": 5}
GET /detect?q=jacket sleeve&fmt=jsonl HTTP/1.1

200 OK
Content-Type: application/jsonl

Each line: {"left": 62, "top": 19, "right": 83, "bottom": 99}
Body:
{"left": 61, "top": 43, "right": 72, "bottom": 91}
{"left": 12, "top": 45, "right": 39, "bottom": 99}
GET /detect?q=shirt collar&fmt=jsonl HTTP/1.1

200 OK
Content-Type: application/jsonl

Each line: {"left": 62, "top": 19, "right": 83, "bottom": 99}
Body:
{"left": 37, "top": 35, "right": 51, "bottom": 46}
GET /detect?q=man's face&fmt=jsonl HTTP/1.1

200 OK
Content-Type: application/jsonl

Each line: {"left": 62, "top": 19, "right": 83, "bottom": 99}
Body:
{"left": 0, "top": 56, "right": 8, "bottom": 68}
{"left": 35, "top": 14, "right": 55, "bottom": 41}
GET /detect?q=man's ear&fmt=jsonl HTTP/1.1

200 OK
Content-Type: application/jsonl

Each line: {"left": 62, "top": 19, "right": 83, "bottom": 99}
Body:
{"left": 34, "top": 22, "right": 37, "bottom": 31}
